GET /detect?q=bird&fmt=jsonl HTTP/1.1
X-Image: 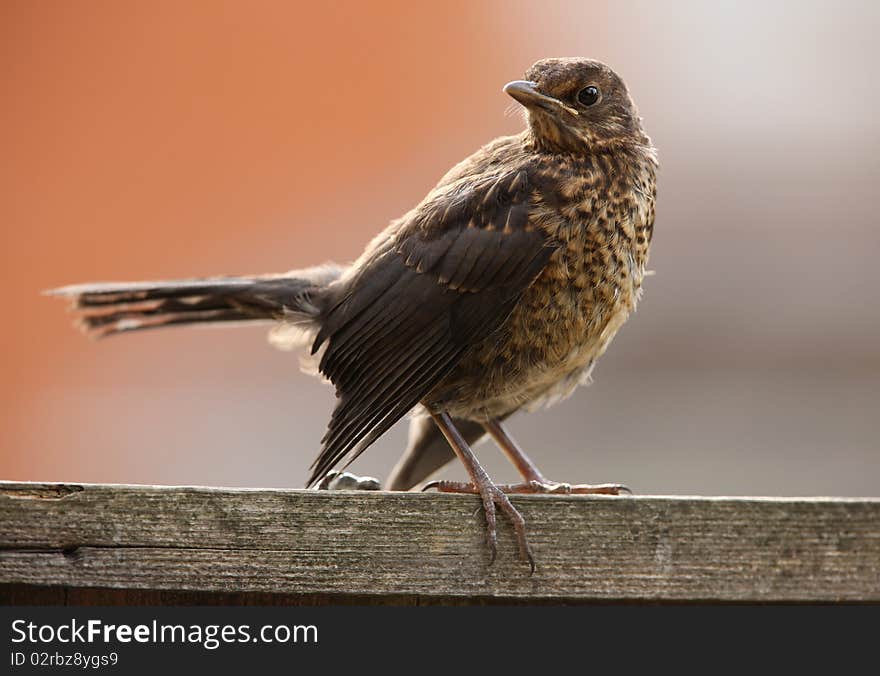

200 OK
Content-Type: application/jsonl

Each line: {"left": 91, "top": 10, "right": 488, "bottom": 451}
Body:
{"left": 48, "top": 57, "right": 657, "bottom": 572}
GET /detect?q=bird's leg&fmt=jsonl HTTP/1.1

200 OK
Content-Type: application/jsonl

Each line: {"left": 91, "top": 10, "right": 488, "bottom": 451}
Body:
{"left": 429, "top": 418, "right": 630, "bottom": 495}
{"left": 484, "top": 418, "right": 550, "bottom": 484}
{"left": 485, "top": 418, "right": 631, "bottom": 494}
{"left": 428, "top": 410, "right": 534, "bottom": 572}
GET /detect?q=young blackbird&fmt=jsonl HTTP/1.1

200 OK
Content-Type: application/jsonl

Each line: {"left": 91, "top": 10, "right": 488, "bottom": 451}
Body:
{"left": 50, "top": 58, "right": 657, "bottom": 571}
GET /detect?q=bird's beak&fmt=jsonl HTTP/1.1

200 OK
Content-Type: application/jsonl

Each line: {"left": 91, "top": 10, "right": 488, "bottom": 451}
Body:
{"left": 503, "top": 80, "right": 578, "bottom": 116}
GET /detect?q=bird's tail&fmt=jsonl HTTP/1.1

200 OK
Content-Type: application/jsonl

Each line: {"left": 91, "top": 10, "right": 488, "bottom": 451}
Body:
{"left": 47, "top": 264, "right": 343, "bottom": 339}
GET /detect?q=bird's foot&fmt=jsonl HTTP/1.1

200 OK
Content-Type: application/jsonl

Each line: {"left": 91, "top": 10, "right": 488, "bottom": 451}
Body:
{"left": 424, "top": 477, "right": 534, "bottom": 573}
{"left": 425, "top": 479, "right": 631, "bottom": 495}
{"left": 315, "top": 470, "right": 381, "bottom": 491}
{"left": 520, "top": 480, "right": 632, "bottom": 495}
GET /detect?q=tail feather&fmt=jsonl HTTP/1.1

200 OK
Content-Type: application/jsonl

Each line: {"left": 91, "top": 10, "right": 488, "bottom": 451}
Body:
{"left": 51, "top": 277, "right": 261, "bottom": 306}
{"left": 48, "top": 266, "right": 343, "bottom": 339}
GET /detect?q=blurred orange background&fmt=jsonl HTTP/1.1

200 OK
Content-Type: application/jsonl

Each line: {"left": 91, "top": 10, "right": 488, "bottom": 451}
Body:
{"left": 3, "top": 1, "right": 878, "bottom": 495}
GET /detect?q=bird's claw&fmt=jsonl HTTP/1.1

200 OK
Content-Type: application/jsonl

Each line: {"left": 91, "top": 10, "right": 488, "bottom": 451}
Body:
{"left": 426, "top": 478, "right": 534, "bottom": 572}
{"left": 538, "top": 481, "right": 632, "bottom": 495}
{"left": 426, "top": 479, "right": 632, "bottom": 496}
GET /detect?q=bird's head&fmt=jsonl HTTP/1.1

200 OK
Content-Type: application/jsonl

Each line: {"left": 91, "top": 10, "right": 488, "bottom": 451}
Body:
{"left": 505, "top": 57, "right": 649, "bottom": 154}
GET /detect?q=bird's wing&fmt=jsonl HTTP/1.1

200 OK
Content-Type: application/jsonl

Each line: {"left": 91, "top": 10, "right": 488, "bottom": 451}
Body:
{"left": 306, "top": 165, "right": 559, "bottom": 486}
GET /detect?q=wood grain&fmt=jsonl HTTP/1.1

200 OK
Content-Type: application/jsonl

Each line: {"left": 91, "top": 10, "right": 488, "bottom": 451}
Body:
{"left": 1, "top": 482, "right": 878, "bottom": 603}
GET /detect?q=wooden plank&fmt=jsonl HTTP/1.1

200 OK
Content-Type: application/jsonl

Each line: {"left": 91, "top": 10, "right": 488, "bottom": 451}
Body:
{"left": 1, "top": 482, "right": 878, "bottom": 602}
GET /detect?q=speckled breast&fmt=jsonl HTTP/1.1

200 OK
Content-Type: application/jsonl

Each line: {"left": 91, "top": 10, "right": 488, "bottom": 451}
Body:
{"left": 430, "top": 149, "right": 656, "bottom": 421}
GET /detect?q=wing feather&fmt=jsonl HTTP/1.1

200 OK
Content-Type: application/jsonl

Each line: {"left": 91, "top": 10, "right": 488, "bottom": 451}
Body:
{"left": 306, "top": 163, "right": 559, "bottom": 486}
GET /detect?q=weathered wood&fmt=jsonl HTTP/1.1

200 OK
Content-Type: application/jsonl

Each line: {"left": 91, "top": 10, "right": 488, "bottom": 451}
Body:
{"left": 1, "top": 481, "right": 878, "bottom": 603}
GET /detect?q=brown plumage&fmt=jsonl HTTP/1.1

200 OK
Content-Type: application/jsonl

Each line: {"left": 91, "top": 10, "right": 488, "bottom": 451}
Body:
{"left": 49, "top": 58, "right": 657, "bottom": 570}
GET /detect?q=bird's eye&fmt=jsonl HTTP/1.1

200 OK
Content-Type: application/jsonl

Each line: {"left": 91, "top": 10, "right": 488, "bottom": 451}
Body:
{"left": 577, "top": 86, "right": 600, "bottom": 107}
